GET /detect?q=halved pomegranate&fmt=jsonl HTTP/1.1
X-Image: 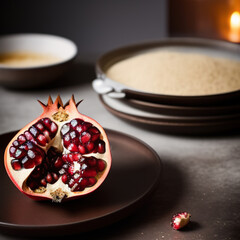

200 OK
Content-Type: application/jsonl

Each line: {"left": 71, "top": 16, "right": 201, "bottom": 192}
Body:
{"left": 4, "top": 96, "right": 111, "bottom": 202}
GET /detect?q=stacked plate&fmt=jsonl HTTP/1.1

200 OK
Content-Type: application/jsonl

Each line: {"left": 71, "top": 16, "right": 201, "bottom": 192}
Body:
{"left": 93, "top": 38, "right": 240, "bottom": 135}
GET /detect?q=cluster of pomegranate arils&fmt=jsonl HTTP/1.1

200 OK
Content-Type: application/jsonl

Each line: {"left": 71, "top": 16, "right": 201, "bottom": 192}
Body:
{"left": 5, "top": 96, "right": 111, "bottom": 202}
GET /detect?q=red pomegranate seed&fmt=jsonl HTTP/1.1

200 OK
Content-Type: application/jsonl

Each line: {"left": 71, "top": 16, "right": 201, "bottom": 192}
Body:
{"left": 46, "top": 173, "right": 53, "bottom": 183}
{"left": 43, "top": 130, "right": 50, "bottom": 140}
{"left": 78, "top": 178, "right": 88, "bottom": 191}
{"left": 29, "top": 126, "right": 38, "bottom": 137}
{"left": 82, "top": 169, "right": 97, "bottom": 178}
{"left": 80, "top": 132, "right": 91, "bottom": 144}
{"left": 68, "top": 178, "right": 75, "bottom": 188}
{"left": 72, "top": 137, "right": 80, "bottom": 146}
{"left": 69, "top": 131, "right": 79, "bottom": 143}
{"left": 52, "top": 173, "right": 59, "bottom": 181}
{"left": 68, "top": 143, "right": 78, "bottom": 152}
{"left": 68, "top": 165, "right": 74, "bottom": 175}
{"left": 42, "top": 118, "right": 52, "bottom": 130}
{"left": 171, "top": 212, "right": 191, "bottom": 230}
{"left": 37, "top": 134, "right": 48, "bottom": 146}
{"left": 35, "top": 122, "right": 44, "bottom": 131}
{"left": 76, "top": 125, "right": 83, "bottom": 133}
{"left": 17, "top": 135, "right": 26, "bottom": 144}
{"left": 61, "top": 123, "right": 70, "bottom": 135}
{"left": 15, "top": 149, "right": 25, "bottom": 159}
{"left": 82, "top": 122, "right": 92, "bottom": 131}
{"left": 62, "top": 155, "right": 68, "bottom": 162}
{"left": 63, "top": 133, "right": 71, "bottom": 146}
{"left": 24, "top": 131, "right": 37, "bottom": 144}
{"left": 86, "top": 141, "right": 95, "bottom": 152}
{"left": 25, "top": 141, "right": 34, "bottom": 150}
{"left": 70, "top": 119, "right": 79, "bottom": 128}
{"left": 66, "top": 154, "right": 74, "bottom": 163}
{"left": 50, "top": 122, "right": 58, "bottom": 133}
{"left": 62, "top": 174, "right": 68, "bottom": 183}
{"left": 91, "top": 133, "right": 100, "bottom": 142}
{"left": 28, "top": 181, "right": 38, "bottom": 190}
{"left": 73, "top": 172, "right": 80, "bottom": 179}
{"left": 78, "top": 145, "right": 86, "bottom": 154}
{"left": 34, "top": 154, "right": 43, "bottom": 166}
{"left": 13, "top": 140, "right": 19, "bottom": 147}
{"left": 31, "top": 167, "right": 41, "bottom": 179}
{"left": 9, "top": 146, "right": 16, "bottom": 156}
{"left": 27, "top": 150, "right": 35, "bottom": 159}
{"left": 71, "top": 183, "right": 79, "bottom": 191}
{"left": 73, "top": 153, "right": 81, "bottom": 161}
{"left": 97, "top": 159, "right": 106, "bottom": 172}
{"left": 98, "top": 140, "right": 105, "bottom": 153}
{"left": 22, "top": 156, "right": 35, "bottom": 169}
{"left": 40, "top": 178, "right": 47, "bottom": 187}
{"left": 88, "top": 177, "right": 97, "bottom": 186}
{"left": 87, "top": 157, "right": 97, "bottom": 167}
{"left": 11, "top": 159, "right": 22, "bottom": 170}
{"left": 54, "top": 157, "right": 63, "bottom": 169}
{"left": 89, "top": 128, "right": 100, "bottom": 141}
{"left": 88, "top": 127, "right": 100, "bottom": 135}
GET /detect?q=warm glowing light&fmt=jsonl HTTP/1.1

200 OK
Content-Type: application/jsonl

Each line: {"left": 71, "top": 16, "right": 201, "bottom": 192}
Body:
{"left": 229, "top": 11, "right": 240, "bottom": 42}
{"left": 230, "top": 11, "right": 240, "bottom": 28}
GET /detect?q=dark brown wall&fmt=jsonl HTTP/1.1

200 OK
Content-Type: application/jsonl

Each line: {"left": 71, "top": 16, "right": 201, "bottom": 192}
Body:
{"left": 0, "top": 0, "right": 168, "bottom": 63}
{"left": 169, "top": 0, "right": 240, "bottom": 40}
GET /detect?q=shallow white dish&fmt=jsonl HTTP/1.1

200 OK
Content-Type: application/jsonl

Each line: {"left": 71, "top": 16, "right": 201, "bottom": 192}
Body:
{"left": 0, "top": 33, "right": 78, "bottom": 88}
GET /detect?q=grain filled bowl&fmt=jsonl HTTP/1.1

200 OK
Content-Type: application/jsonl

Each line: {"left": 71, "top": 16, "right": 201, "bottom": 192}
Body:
{"left": 0, "top": 34, "right": 77, "bottom": 88}
{"left": 93, "top": 38, "right": 240, "bottom": 106}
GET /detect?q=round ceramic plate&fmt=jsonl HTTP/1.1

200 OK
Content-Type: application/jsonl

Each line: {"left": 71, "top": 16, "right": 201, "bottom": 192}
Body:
{"left": 95, "top": 38, "right": 240, "bottom": 106}
{"left": 0, "top": 130, "right": 161, "bottom": 237}
{"left": 100, "top": 95, "right": 240, "bottom": 135}
{"left": 125, "top": 98, "right": 240, "bottom": 117}
{"left": 100, "top": 95, "right": 240, "bottom": 123}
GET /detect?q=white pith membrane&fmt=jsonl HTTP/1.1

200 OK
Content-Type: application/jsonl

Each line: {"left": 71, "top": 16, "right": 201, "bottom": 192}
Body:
{"left": 4, "top": 96, "right": 111, "bottom": 202}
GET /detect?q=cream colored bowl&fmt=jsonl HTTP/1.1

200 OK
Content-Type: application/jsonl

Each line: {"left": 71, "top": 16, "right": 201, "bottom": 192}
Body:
{"left": 0, "top": 34, "right": 78, "bottom": 88}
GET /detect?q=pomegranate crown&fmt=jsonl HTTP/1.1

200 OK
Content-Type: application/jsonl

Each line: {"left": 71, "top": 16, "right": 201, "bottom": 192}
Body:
{"left": 38, "top": 95, "right": 83, "bottom": 122}
{"left": 38, "top": 95, "right": 82, "bottom": 109}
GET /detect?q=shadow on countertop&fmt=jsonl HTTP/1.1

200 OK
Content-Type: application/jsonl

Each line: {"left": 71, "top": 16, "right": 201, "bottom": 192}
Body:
{"left": 0, "top": 161, "right": 186, "bottom": 240}
{"left": 3, "top": 61, "right": 96, "bottom": 92}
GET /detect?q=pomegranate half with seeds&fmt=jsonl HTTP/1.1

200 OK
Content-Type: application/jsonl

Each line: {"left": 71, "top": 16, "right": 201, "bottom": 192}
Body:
{"left": 4, "top": 96, "right": 111, "bottom": 202}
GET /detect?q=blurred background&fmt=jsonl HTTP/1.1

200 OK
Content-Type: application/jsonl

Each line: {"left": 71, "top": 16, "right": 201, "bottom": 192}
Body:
{"left": 0, "top": 0, "right": 168, "bottom": 63}
{"left": 1, "top": 0, "right": 239, "bottom": 65}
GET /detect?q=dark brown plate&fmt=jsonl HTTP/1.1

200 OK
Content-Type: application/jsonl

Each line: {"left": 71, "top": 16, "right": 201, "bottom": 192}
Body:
{"left": 100, "top": 95, "right": 240, "bottom": 135}
{"left": 126, "top": 98, "right": 240, "bottom": 117}
{"left": 100, "top": 95, "right": 240, "bottom": 123}
{"left": 0, "top": 130, "right": 161, "bottom": 237}
{"left": 96, "top": 38, "right": 240, "bottom": 106}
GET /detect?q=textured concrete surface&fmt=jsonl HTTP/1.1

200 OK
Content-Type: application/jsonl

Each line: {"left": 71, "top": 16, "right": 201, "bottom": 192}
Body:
{"left": 0, "top": 63, "right": 239, "bottom": 240}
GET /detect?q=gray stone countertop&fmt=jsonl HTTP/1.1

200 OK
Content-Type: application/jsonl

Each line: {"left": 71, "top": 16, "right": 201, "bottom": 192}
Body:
{"left": 0, "top": 63, "right": 239, "bottom": 240}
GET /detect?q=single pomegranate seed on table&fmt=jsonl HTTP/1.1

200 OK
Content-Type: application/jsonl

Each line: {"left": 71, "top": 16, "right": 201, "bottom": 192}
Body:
{"left": 171, "top": 212, "right": 191, "bottom": 230}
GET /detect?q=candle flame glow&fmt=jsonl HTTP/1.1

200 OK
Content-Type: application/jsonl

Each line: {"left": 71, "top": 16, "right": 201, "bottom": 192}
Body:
{"left": 229, "top": 11, "right": 240, "bottom": 42}
{"left": 230, "top": 11, "right": 240, "bottom": 28}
